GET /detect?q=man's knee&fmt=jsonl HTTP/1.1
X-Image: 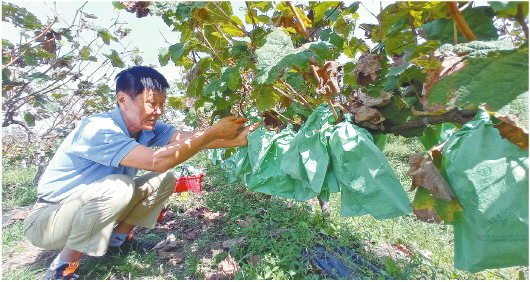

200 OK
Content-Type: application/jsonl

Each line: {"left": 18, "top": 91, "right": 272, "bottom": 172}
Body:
{"left": 97, "top": 174, "right": 135, "bottom": 206}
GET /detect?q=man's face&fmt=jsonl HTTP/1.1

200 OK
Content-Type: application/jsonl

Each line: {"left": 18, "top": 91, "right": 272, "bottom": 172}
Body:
{"left": 120, "top": 88, "right": 166, "bottom": 134}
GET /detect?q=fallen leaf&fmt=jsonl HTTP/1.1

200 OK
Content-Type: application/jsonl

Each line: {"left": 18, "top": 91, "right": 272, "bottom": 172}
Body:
{"left": 2, "top": 210, "right": 29, "bottom": 227}
{"left": 183, "top": 230, "right": 199, "bottom": 240}
{"left": 153, "top": 234, "right": 177, "bottom": 250}
{"left": 222, "top": 237, "right": 245, "bottom": 249}
{"left": 158, "top": 245, "right": 185, "bottom": 265}
{"left": 236, "top": 216, "right": 253, "bottom": 228}
{"left": 249, "top": 255, "right": 261, "bottom": 265}
{"left": 393, "top": 243, "right": 413, "bottom": 257}
{"left": 218, "top": 254, "right": 240, "bottom": 277}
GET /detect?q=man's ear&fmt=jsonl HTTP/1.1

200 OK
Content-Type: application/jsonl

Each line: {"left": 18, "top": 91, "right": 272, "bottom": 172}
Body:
{"left": 116, "top": 91, "right": 128, "bottom": 109}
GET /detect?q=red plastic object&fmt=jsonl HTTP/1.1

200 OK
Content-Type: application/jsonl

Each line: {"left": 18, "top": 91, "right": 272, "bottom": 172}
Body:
{"left": 157, "top": 208, "right": 166, "bottom": 222}
{"left": 174, "top": 174, "right": 204, "bottom": 193}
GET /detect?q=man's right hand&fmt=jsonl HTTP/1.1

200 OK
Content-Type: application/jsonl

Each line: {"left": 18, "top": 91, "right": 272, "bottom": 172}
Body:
{"left": 206, "top": 116, "right": 246, "bottom": 140}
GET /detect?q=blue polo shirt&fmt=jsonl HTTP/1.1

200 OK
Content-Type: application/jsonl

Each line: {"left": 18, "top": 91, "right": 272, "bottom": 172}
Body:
{"left": 37, "top": 107, "right": 177, "bottom": 202}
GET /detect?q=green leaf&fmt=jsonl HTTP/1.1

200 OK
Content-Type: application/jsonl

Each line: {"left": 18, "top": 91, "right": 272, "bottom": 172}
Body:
{"left": 168, "top": 43, "right": 186, "bottom": 63}
{"left": 220, "top": 67, "right": 242, "bottom": 91}
{"left": 168, "top": 97, "right": 187, "bottom": 110}
{"left": 312, "top": 1, "right": 340, "bottom": 23}
{"left": 23, "top": 113, "right": 35, "bottom": 127}
{"left": 422, "top": 7, "right": 498, "bottom": 44}
{"left": 488, "top": 1, "right": 527, "bottom": 17}
{"left": 204, "top": 79, "right": 225, "bottom": 96}
{"left": 429, "top": 50, "right": 529, "bottom": 114}
{"left": 104, "top": 50, "right": 125, "bottom": 68}
{"left": 187, "top": 76, "right": 205, "bottom": 97}
{"left": 158, "top": 47, "right": 170, "bottom": 66}
{"left": 112, "top": 1, "right": 127, "bottom": 10}
{"left": 254, "top": 29, "right": 297, "bottom": 84}
{"left": 97, "top": 28, "right": 118, "bottom": 45}
{"left": 2, "top": 3, "right": 42, "bottom": 30}
{"left": 2, "top": 69, "right": 11, "bottom": 86}
{"left": 251, "top": 84, "right": 279, "bottom": 111}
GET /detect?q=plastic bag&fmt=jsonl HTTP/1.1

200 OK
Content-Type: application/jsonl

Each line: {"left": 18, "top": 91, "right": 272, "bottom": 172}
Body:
{"left": 246, "top": 126, "right": 318, "bottom": 201}
{"left": 328, "top": 116, "right": 412, "bottom": 219}
{"left": 442, "top": 112, "right": 529, "bottom": 272}
{"left": 280, "top": 105, "right": 336, "bottom": 194}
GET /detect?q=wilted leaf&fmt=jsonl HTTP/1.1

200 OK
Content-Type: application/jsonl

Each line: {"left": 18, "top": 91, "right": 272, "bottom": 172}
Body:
{"left": 353, "top": 52, "right": 382, "bottom": 86}
{"left": 493, "top": 121, "right": 529, "bottom": 150}
{"left": 349, "top": 105, "right": 385, "bottom": 124}
{"left": 429, "top": 50, "right": 529, "bottom": 115}
{"left": 412, "top": 208, "right": 442, "bottom": 224}
{"left": 407, "top": 153, "right": 455, "bottom": 201}
{"left": 314, "top": 61, "right": 342, "bottom": 96}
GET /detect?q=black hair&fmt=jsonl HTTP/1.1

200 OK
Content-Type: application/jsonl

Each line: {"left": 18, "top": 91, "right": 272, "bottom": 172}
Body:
{"left": 115, "top": 66, "right": 169, "bottom": 100}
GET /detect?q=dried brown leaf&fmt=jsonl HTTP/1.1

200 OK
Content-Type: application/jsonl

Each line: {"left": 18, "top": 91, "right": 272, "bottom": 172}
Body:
{"left": 218, "top": 254, "right": 240, "bottom": 277}
{"left": 352, "top": 105, "right": 385, "bottom": 124}
{"left": 412, "top": 208, "right": 442, "bottom": 224}
{"left": 407, "top": 153, "right": 455, "bottom": 201}
{"left": 494, "top": 121, "right": 529, "bottom": 150}
{"left": 353, "top": 53, "right": 382, "bottom": 86}
{"left": 315, "top": 61, "right": 342, "bottom": 96}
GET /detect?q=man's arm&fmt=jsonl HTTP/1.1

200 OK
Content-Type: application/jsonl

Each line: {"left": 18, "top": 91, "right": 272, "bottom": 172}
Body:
{"left": 169, "top": 122, "right": 259, "bottom": 149}
{"left": 120, "top": 117, "right": 246, "bottom": 172}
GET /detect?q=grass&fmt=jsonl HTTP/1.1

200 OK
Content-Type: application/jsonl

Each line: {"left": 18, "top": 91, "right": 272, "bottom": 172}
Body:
{"left": 1, "top": 135, "right": 528, "bottom": 280}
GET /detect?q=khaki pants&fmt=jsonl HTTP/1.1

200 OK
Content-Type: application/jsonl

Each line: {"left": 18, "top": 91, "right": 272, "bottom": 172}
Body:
{"left": 24, "top": 172, "right": 175, "bottom": 256}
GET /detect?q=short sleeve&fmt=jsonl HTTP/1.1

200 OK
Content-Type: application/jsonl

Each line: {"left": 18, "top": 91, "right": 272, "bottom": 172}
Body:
{"left": 71, "top": 119, "right": 139, "bottom": 167}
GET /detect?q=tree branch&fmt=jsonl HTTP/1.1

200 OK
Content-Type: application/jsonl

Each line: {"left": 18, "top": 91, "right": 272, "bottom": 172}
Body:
{"left": 446, "top": 2, "right": 476, "bottom": 42}
{"left": 286, "top": 1, "right": 309, "bottom": 37}
{"left": 369, "top": 109, "right": 478, "bottom": 135}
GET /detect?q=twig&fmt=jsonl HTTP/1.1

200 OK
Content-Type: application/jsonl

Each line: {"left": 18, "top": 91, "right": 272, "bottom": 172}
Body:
{"left": 245, "top": 2, "right": 257, "bottom": 30}
{"left": 515, "top": 3, "right": 529, "bottom": 39}
{"left": 276, "top": 78, "right": 313, "bottom": 110}
{"left": 198, "top": 27, "right": 223, "bottom": 62}
{"left": 212, "top": 23, "right": 233, "bottom": 46}
{"left": 212, "top": 2, "right": 247, "bottom": 35}
{"left": 271, "top": 85, "right": 309, "bottom": 109}
{"left": 307, "top": 2, "right": 342, "bottom": 40}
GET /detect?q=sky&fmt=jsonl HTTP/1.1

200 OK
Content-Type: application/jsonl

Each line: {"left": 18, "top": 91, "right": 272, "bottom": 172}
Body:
{"left": 3, "top": 1, "right": 383, "bottom": 83}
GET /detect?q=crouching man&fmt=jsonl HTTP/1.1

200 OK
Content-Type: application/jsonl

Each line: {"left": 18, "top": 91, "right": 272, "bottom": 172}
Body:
{"left": 24, "top": 66, "right": 256, "bottom": 279}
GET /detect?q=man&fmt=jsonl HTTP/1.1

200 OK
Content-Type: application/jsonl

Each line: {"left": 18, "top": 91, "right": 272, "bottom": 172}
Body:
{"left": 23, "top": 66, "right": 256, "bottom": 279}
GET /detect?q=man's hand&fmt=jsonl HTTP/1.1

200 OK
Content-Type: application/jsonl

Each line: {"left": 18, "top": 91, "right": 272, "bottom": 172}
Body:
{"left": 232, "top": 121, "right": 260, "bottom": 146}
{"left": 206, "top": 116, "right": 247, "bottom": 140}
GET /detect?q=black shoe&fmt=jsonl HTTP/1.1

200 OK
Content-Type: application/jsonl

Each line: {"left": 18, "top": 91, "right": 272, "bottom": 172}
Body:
{"left": 107, "top": 236, "right": 156, "bottom": 255}
{"left": 42, "top": 262, "right": 80, "bottom": 280}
